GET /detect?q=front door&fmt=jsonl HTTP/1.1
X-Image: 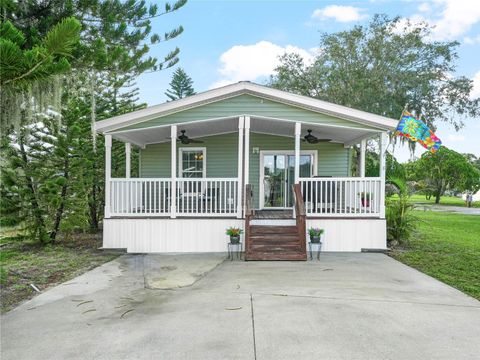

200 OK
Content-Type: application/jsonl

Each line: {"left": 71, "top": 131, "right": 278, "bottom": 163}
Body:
{"left": 261, "top": 152, "right": 314, "bottom": 208}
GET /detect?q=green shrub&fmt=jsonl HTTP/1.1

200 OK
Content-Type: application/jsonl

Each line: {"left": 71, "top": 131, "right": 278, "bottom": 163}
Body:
{"left": 386, "top": 177, "right": 418, "bottom": 247}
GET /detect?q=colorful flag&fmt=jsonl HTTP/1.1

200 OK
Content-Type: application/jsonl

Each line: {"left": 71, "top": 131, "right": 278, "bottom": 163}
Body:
{"left": 395, "top": 111, "right": 442, "bottom": 153}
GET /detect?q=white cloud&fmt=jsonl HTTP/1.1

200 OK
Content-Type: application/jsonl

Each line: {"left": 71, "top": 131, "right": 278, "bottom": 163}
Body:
{"left": 418, "top": 2, "right": 431, "bottom": 12}
{"left": 471, "top": 70, "right": 480, "bottom": 99}
{"left": 464, "top": 35, "right": 480, "bottom": 44}
{"left": 409, "top": 0, "right": 480, "bottom": 40}
{"left": 311, "top": 5, "right": 367, "bottom": 23}
{"left": 395, "top": 1, "right": 480, "bottom": 41}
{"left": 431, "top": 0, "right": 480, "bottom": 40}
{"left": 211, "top": 41, "right": 315, "bottom": 88}
{"left": 447, "top": 134, "right": 465, "bottom": 142}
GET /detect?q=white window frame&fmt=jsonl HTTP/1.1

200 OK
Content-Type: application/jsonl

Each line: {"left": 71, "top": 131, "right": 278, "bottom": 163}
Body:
{"left": 178, "top": 147, "right": 207, "bottom": 178}
{"left": 259, "top": 150, "right": 317, "bottom": 209}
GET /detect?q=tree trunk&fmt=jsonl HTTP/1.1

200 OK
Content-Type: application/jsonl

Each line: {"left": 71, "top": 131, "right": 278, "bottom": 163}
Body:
{"left": 354, "top": 146, "right": 360, "bottom": 176}
{"left": 50, "top": 157, "right": 69, "bottom": 241}
{"left": 88, "top": 160, "right": 100, "bottom": 231}
{"left": 18, "top": 132, "right": 48, "bottom": 242}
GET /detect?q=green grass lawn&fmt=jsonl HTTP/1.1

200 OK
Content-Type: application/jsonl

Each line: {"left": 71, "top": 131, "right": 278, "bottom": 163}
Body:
{"left": 409, "top": 194, "right": 480, "bottom": 208}
{"left": 390, "top": 210, "right": 480, "bottom": 300}
{"left": 0, "top": 231, "right": 120, "bottom": 313}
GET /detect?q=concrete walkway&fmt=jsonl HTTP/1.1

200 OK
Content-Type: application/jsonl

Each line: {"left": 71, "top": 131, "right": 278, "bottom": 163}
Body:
{"left": 2, "top": 253, "right": 479, "bottom": 360}
{"left": 416, "top": 203, "right": 480, "bottom": 215}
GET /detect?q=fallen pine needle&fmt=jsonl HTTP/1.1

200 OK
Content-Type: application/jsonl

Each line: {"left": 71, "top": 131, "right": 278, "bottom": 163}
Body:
{"left": 77, "top": 300, "right": 93, "bottom": 307}
{"left": 27, "top": 307, "right": 37, "bottom": 311}
{"left": 120, "top": 309, "right": 134, "bottom": 318}
{"left": 114, "top": 304, "right": 128, "bottom": 309}
{"left": 71, "top": 299, "right": 85, "bottom": 302}
{"left": 120, "top": 297, "right": 134, "bottom": 301}
{"left": 82, "top": 309, "right": 96, "bottom": 314}
{"left": 225, "top": 307, "right": 242, "bottom": 310}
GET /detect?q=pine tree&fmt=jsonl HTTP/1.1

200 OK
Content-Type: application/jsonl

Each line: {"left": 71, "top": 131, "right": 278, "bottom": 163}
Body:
{"left": 0, "top": 18, "right": 81, "bottom": 131}
{"left": 0, "top": 114, "right": 84, "bottom": 242}
{"left": 165, "top": 68, "right": 196, "bottom": 101}
{"left": 0, "top": 0, "right": 187, "bottom": 240}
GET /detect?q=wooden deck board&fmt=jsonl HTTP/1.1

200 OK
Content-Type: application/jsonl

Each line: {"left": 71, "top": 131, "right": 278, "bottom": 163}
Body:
{"left": 253, "top": 210, "right": 293, "bottom": 219}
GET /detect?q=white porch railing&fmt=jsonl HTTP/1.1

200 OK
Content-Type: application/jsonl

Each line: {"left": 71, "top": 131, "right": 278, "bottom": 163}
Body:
{"left": 298, "top": 177, "right": 382, "bottom": 217}
{"left": 110, "top": 178, "right": 172, "bottom": 216}
{"left": 110, "top": 177, "right": 382, "bottom": 218}
{"left": 109, "top": 178, "right": 239, "bottom": 217}
{"left": 176, "top": 178, "right": 239, "bottom": 216}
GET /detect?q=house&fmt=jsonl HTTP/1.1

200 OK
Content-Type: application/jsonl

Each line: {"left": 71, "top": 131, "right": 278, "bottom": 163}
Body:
{"left": 94, "top": 81, "right": 397, "bottom": 260}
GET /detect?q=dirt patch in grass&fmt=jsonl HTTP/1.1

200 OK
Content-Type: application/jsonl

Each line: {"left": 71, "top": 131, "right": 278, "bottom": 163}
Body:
{"left": 0, "top": 232, "right": 121, "bottom": 313}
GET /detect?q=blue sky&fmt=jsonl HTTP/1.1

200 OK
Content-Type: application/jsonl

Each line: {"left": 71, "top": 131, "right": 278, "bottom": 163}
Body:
{"left": 137, "top": 0, "right": 480, "bottom": 162}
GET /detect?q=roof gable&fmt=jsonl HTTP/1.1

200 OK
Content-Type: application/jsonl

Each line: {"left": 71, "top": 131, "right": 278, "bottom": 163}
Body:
{"left": 116, "top": 94, "right": 379, "bottom": 133}
{"left": 95, "top": 82, "right": 398, "bottom": 133}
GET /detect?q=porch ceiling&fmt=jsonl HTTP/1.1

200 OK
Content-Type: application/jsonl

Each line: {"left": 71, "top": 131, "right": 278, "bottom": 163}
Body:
{"left": 108, "top": 116, "right": 380, "bottom": 148}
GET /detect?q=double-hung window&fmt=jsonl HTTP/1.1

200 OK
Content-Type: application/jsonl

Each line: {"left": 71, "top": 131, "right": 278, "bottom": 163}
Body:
{"left": 179, "top": 148, "right": 206, "bottom": 178}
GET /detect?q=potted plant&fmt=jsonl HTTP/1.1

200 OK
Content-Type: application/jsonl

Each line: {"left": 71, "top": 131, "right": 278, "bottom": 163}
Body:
{"left": 308, "top": 227, "right": 324, "bottom": 243}
{"left": 359, "top": 192, "right": 372, "bottom": 207}
{"left": 226, "top": 227, "right": 243, "bottom": 244}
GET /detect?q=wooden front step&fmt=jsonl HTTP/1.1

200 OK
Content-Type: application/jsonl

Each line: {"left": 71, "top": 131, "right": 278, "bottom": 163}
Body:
{"left": 245, "top": 225, "right": 307, "bottom": 261}
{"left": 250, "top": 225, "right": 298, "bottom": 235}
{"left": 244, "top": 184, "right": 307, "bottom": 261}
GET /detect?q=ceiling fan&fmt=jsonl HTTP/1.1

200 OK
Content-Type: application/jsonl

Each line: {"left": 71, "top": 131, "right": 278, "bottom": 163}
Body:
{"left": 301, "top": 129, "right": 331, "bottom": 144}
{"left": 176, "top": 130, "right": 204, "bottom": 144}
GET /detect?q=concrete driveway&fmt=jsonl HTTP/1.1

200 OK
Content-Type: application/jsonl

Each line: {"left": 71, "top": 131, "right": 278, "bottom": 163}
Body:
{"left": 2, "top": 253, "right": 479, "bottom": 360}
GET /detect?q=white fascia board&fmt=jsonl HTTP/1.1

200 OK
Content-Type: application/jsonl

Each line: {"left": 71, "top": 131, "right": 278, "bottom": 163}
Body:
{"left": 95, "top": 81, "right": 399, "bottom": 134}
{"left": 111, "top": 134, "right": 146, "bottom": 148}
{"left": 250, "top": 114, "right": 378, "bottom": 132}
{"left": 94, "top": 83, "right": 247, "bottom": 133}
{"left": 105, "top": 115, "right": 239, "bottom": 135}
{"left": 343, "top": 131, "right": 385, "bottom": 147}
{"left": 243, "top": 83, "right": 398, "bottom": 130}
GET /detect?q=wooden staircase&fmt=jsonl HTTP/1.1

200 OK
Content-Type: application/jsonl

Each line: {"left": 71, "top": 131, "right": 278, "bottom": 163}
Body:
{"left": 244, "top": 184, "right": 307, "bottom": 261}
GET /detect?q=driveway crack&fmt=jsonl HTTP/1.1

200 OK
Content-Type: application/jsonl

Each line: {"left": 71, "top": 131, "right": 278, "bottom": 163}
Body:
{"left": 250, "top": 293, "right": 257, "bottom": 360}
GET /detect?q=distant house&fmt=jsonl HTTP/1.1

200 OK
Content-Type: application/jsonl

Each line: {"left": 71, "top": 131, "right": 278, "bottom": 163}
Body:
{"left": 94, "top": 82, "right": 397, "bottom": 260}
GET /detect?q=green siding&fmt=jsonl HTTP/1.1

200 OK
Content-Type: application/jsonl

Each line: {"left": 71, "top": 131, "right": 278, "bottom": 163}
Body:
{"left": 140, "top": 132, "right": 239, "bottom": 178}
{"left": 120, "top": 94, "right": 377, "bottom": 131}
{"left": 140, "top": 132, "right": 349, "bottom": 208}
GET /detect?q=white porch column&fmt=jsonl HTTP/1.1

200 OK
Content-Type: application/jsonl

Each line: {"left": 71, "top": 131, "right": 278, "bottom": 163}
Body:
{"left": 237, "top": 116, "right": 245, "bottom": 218}
{"left": 379, "top": 132, "right": 388, "bottom": 219}
{"left": 125, "top": 142, "right": 131, "bottom": 178}
{"left": 294, "top": 122, "right": 301, "bottom": 184}
{"left": 244, "top": 116, "right": 250, "bottom": 214}
{"left": 244, "top": 116, "right": 250, "bottom": 187}
{"left": 170, "top": 125, "right": 177, "bottom": 218}
{"left": 104, "top": 134, "right": 112, "bottom": 218}
{"left": 360, "top": 139, "right": 366, "bottom": 178}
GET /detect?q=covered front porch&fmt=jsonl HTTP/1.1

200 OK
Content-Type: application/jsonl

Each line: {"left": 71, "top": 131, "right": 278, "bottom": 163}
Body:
{"left": 103, "top": 115, "right": 389, "bottom": 219}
